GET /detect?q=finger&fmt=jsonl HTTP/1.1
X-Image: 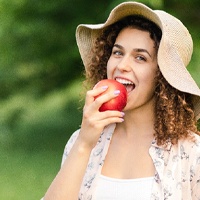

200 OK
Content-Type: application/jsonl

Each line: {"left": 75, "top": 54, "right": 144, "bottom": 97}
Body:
{"left": 79, "top": 113, "right": 124, "bottom": 148}
{"left": 82, "top": 110, "right": 124, "bottom": 128}
{"left": 92, "top": 90, "right": 120, "bottom": 110}
{"left": 85, "top": 86, "right": 108, "bottom": 106}
{"left": 103, "top": 116, "right": 124, "bottom": 124}
{"left": 99, "top": 110, "right": 125, "bottom": 119}
{"left": 84, "top": 110, "right": 125, "bottom": 129}
{"left": 93, "top": 116, "right": 124, "bottom": 130}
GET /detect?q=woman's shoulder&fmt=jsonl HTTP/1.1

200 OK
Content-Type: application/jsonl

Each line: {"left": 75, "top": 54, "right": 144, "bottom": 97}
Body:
{"left": 189, "top": 131, "right": 200, "bottom": 146}
{"left": 178, "top": 132, "right": 200, "bottom": 155}
{"left": 67, "top": 128, "right": 81, "bottom": 144}
{"left": 191, "top": 132, "right": 200, "bottom": 151}
{"left": 192, "top": 131, "right": 200, "bottom": 142}
{"left": 65, "top": 128, "right": 81, "bottom": 149}
{"left": 61, "top": 129, "right": 81, "bottom": 165}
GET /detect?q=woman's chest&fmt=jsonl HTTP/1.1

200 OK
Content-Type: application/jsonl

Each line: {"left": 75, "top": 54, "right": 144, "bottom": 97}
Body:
{"left": 101, "top": 139, "right": 155, "bottom": 179}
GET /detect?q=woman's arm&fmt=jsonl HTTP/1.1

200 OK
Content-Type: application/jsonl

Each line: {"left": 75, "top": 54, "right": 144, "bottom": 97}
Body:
{"left": 43, "top": 86, "right": 124, "bottom": 200}
{"left": 43, "top": 138, "right": 92, "bottom": 200}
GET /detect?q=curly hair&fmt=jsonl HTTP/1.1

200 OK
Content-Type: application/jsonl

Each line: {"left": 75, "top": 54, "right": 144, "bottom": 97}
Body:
{"left": 82, "top": 15, "right": 200, "bottom": 145}
{"left": 154, "top": 71, "right": 200, "bottom": 145}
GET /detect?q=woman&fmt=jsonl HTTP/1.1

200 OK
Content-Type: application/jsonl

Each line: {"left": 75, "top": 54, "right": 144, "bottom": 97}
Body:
{"left": 43, "top": 2, "right": 200, "bottom": 199}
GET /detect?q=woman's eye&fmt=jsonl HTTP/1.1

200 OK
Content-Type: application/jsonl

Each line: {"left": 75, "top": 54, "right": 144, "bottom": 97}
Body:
{"left": 136, "top": 55, "right": 146, "bottom": 61}
{"left": 113, "top": 50, "right": 122, "bottom": 56}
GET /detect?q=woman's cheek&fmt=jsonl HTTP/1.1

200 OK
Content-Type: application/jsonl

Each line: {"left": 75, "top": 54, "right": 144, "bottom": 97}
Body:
{"left": 106, "top": 64, "right": 112, "bottom": 78}
{"left": 106, "top": 60, "right": 116, "bottom": 78}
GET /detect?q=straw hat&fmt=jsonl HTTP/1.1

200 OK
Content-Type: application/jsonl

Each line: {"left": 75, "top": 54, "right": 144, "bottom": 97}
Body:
{"left": 76, "top": 1, "right": 200, "bottom": 120}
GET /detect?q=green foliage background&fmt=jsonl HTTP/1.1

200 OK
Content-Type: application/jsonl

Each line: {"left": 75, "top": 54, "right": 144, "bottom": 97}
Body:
{"left": 0, "top": 0, "right": 199, "bottom": 199}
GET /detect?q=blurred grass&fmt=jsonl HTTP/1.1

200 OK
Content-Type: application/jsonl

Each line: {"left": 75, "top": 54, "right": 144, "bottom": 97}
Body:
{"left": 0, "top": 79, "right": 83, "bottom": 151}
{"left": 0, "top": 79, "right": 83, "bottom": 199}
{"left": 0, "top": 150, "right": 61, "bottom": 200}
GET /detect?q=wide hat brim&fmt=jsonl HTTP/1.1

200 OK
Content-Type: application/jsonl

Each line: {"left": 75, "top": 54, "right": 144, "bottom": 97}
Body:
{"left": 76, "top": 1, "right": 200, "bottom": 120}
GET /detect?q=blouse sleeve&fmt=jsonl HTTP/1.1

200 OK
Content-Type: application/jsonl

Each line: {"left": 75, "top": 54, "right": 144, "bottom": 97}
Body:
{"left": 192, "top": 181, "right": 200, "bottom": 199}
{"left": 191, "top": 159, "right": 200, "bottom": 199}
{"left": 61, "top": 129, "right": 80, "bottom": 166}
{"left": 191, "top": 134, "right": 200, "bottom": 199}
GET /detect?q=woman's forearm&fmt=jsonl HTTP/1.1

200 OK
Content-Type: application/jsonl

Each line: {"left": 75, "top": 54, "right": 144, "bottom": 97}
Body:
{"left": 43, "top": 138, "right": 92, "bottom": 200}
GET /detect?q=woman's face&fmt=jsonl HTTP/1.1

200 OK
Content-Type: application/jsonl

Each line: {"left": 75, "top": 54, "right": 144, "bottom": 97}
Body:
{"left": 107, "top": 27, "right": 158, "bottom": 112}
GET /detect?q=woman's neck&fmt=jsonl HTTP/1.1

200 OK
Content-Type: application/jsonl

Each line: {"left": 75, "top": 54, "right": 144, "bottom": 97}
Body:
{"left": 117, "top": 104, "right": 155, "bottom": 138}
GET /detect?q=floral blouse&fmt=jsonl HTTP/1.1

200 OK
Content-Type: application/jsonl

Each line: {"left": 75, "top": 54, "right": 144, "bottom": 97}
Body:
{"left": 61, "top": 123, "right": 200, "bottom": 200}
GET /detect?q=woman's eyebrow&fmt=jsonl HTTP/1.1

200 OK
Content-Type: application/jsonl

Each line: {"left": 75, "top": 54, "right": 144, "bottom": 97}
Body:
{"left": 133, "top": 48, "right": 152, "bottom": 58}
{"left": 113, "top": 44, "right": 123, "bottom": 49}
{"left": 113, "top": 44, "right": 151, "bottom": 58}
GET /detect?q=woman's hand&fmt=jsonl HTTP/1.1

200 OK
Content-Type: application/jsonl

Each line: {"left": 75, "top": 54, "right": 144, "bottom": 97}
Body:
{"left": 43, "top": 86, "right": 125, "bottom": 200}
{"left": 78, "top": 85, "right": 125, "bottom": 149}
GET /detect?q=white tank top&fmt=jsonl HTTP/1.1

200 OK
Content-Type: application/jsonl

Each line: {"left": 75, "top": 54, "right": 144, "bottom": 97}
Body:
{"left": 94, "top": 175, "right": 154, "bottom": 200}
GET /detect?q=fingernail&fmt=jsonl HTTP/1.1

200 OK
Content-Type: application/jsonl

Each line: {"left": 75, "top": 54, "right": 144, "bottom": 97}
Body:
{"left": 114, "top": 90, "right": 120, "bottom": 95}
{"left": 121, "top": 112, "right": 125, "bottom": 117}
{"left": 120, "top": 118, "right": 124, "bottom": 122}
{"left": 102, "top": 86, "right": 108, "bottom": 90}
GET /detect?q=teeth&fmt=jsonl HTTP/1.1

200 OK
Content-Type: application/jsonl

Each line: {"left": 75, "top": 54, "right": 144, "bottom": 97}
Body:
{"left": 116, "top": 78, "right": 133, "bottom": 85}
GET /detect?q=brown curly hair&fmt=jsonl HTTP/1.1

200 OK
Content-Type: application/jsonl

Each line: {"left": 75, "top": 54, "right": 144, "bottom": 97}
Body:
{"left": 83, "top": 15, "right": 200, "bottom": 145}
{"left": 154, "top": 71, "right": 200, "bottom": 145}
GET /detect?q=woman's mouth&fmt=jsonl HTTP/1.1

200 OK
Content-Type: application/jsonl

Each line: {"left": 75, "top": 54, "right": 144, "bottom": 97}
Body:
{"left": 115, "top": 77, "right": 135, "bottom": 94}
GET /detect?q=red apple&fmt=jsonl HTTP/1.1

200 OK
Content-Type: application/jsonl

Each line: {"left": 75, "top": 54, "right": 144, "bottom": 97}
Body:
{"left": 94, "top": 79, "right": 127, "bottom": 112}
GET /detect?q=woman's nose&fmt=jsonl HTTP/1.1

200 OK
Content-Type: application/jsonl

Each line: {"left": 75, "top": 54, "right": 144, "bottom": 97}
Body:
{"left": 117, "top": 55, "right": 132, "bottom": 72}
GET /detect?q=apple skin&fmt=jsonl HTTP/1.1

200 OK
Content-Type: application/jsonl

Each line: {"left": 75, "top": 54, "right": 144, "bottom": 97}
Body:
{"left": 94, "top": 79, "right": 127, "bottom": 112}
